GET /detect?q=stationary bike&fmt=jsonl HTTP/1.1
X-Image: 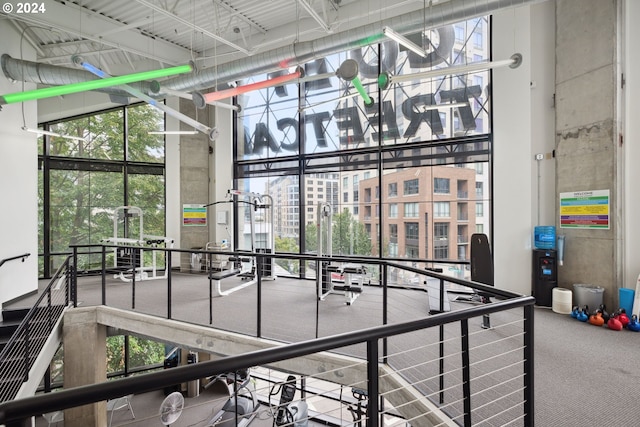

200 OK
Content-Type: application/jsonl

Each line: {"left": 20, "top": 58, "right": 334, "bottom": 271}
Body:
{"left": 346, "top": 387, "right": 368, "bottom": 427}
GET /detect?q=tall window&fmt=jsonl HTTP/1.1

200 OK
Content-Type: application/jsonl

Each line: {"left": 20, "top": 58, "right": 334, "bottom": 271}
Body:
{"left": 233, "top": 15, "right": 492, "bottom": 270}
{"left": 39, "top": 103, "right": 165, "bottom": 277}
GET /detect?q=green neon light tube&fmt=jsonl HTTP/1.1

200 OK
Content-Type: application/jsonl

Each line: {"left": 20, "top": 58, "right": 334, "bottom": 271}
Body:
{"left": 0, "top": 63, "right": 193, "bottom": 105}
{"left": 351, "top": 76, "right": 373, "bottom": 106}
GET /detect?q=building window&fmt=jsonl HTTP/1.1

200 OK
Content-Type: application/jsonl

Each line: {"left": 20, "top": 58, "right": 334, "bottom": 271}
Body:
{"left": 343, "top": 177, "right": 348, "bottom": 188}
{"left": 388, "top": 182, "right": 397, "bottom": 197}
{"left": 476, "top": 203, "right": 484, "bottom": 217}
{"left": 405, "top": 222, "right": 419, "bottom": 240}
{"left": 403, "top": 178, "right": 419, "bottom": 195}
{"left": 434, "top": 202, "right": 450, "bottom": 218}
{"left": 363, "top": 172, "right": 370, "bottom": 180}
{"left": 434, "top": 178, "right": 450, "bottom": 194}
{"left": 353, "top": 190, "right": 359, "bottom": 202}
{"left": 389, "top": 242, "right": 398, "bottom": 257}
{"left": 364, "top": 188, "right": 372, "bottom": 202}
{"left": 389, "top": 224, "right": 398, "bottom": 242}
{"left": 389, "top": 203, "right": 398, "bottom": 218}
{"left": 343, "top": 192, "right": 349, "bottom": 203}
{"left": 404, "top": 202, "right": 419, "bottom": 218}
{"left": 434, "top": 222, "right": 449, "bottom": 259}
{"left": 476, "top": 182, "right": 483, "bottom": 199}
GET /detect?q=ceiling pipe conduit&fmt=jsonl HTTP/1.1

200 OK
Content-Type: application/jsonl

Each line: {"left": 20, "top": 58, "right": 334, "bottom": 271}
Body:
{"left": 0, "top": 54, "right": 159, "bottom": 98}
{"left": 1, "top": 0, "right": 539, "bottom": 96}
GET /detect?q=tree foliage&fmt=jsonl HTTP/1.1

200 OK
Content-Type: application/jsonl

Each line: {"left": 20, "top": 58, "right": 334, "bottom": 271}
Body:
{"left": 106, "top": 335, "right": 166, "bottom": 374}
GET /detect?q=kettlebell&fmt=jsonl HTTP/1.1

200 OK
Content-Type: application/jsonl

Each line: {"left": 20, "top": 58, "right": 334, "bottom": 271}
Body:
{"left": 617, "top": 309, "right": 630, "bottom": 328}
{"left": 607, "top": 314, "right": 623, "bottom": 331}
{"left": 598, "top": 304, "right": 610, "bottom": 322}
{"left": 627, "top": 315, "right": 640, "bottom": 332}
{"left": 571, "top": 306, "right": 580, "bottom": 319}
{"left": 577, "top": 307, "right": 589, "bottom": 322}
{"left": 588, "top": 311, "right": 604, "bottom": 327}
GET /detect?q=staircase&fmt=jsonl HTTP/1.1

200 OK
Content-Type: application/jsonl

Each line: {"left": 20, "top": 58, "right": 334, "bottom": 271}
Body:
{"left": 0, "top": 257, "right": 72, "bottom": 403}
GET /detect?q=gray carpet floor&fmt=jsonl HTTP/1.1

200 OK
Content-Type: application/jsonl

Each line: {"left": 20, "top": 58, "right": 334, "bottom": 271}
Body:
{"left": 10, "top": 272, "right": 640, "bottom": 426}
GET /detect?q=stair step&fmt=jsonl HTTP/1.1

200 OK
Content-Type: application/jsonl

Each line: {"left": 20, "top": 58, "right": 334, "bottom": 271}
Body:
{"left": 1, "top": 308, "right": 30, "bottom": 322}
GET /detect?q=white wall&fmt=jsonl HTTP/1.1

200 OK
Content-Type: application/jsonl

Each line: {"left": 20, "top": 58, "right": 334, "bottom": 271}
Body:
{"left": 0, "top": 21, "right": 39, "bottom": 309}
{"left": 492, "top": 2, "right": 556, "bottom": 295}
{"left": 623, "top": 0, "right": 640, "bottom": 289}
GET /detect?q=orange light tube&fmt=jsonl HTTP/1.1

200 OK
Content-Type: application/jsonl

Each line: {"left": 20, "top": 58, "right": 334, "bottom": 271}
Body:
{"left": 193, "top": 69, "right": 302, "bottom": 108}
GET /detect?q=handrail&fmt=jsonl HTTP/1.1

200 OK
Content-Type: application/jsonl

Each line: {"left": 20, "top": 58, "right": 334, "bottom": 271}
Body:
{"left": 0, "top": 256, "right": 72, "bottom": 403}
{"left": 0, "top": 253, "right": 30, "bottom": 269}
{"left": 0, "top": 295, "right": 535, "bottom": 423}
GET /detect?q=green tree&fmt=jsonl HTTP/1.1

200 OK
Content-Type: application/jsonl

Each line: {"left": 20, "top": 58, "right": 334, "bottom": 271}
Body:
{"left": 332, "top": 209, "right": 373, "bottom": 256}
{"left": 275, "top": 236, "right": 300, "bottom": 273}
{"left": 106, "top": 335, "right": 165, "bottom": 374}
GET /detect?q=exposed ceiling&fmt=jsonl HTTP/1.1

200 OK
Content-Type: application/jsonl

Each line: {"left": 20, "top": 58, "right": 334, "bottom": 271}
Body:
{"left": 1, "top": 0, "right": 534, "bottom": 95}
{"left": 2, "top": 0, "right": 436, "bottom": 75}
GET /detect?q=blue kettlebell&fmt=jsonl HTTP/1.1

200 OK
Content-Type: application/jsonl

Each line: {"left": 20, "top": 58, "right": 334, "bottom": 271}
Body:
{"left": 577, "top": 307, "right": 589, "bottom": 322}
{"left": 627, "top": 315, "right": 640, "bottom": 332}
{"left": 571, "top": 306, "right": 580, "bottom": 319}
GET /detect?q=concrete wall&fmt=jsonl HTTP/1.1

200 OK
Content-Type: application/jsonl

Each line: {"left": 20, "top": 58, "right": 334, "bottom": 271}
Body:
{"left": 555, "top": 0, "right": 619, "bottom": 309}
{"left": 0, "top": 21, "right": 39, "bottom": 312}
{"left": 623, "top": 1, "right": 640, "bottom": 301}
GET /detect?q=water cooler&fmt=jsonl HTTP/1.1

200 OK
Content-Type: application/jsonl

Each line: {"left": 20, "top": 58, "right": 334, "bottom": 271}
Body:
{"left": 532, "top": 249, "right": 557, "bottom": 307}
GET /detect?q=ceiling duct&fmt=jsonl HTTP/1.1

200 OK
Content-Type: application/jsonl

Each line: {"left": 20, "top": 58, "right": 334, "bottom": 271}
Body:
{"left": 1, "top": 0, "right": 540, "bottom": 96}
{"left": 1, "top": 54, "right": 159, "bottom": 98}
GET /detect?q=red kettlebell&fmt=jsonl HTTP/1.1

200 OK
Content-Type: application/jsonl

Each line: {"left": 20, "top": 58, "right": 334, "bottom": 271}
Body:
{"left": 607, "top": 315, "right": 623, "bottom": 331}
{"left": 617, "top": 309, "right": 630, "bottom": 327}
{"left": 588, "top": 311, "right": 604, "bottom": 326}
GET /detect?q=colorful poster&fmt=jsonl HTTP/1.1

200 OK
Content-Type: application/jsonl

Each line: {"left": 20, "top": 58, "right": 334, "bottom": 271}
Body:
{"left": 183, "top": 204, "right": 207, "bottom": 226}
{"left": 559, "top": 190, "right": 609, "bottom": 229}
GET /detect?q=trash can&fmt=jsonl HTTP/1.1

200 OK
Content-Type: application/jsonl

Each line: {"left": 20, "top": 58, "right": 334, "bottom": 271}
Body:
{"left": 573, "top": 284, "right": 604, "bottom": 309}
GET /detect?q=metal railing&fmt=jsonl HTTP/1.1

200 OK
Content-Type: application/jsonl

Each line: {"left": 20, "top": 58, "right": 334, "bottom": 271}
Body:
{"left": 0, "top": 245, "right": 535, "bottom": 426}
{"left": 0, "top": 253, "right": 30, "bottom": 269}
{"left": 0, "top": 295, "right": 534, "bottom": 426}
{"left": 0, "top": 256, "right": 71, "bottom": 403}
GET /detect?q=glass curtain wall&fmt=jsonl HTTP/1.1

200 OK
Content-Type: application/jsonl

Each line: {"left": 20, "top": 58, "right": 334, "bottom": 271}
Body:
{"left": 38, "top": 103, "right": 165, "bottom": 277}
{"left": 233, "top": 17, "right": 491, "bottom": 282}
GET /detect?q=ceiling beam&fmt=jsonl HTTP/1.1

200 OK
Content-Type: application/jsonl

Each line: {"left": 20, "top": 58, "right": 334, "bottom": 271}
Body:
{"left": 133, "top": 0, "right": 253, "bottom": 56}
{"left": 3, "top": 0, "right": 192, "bottom": 67}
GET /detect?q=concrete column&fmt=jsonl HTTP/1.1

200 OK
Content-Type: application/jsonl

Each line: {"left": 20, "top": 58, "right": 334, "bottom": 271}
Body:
{"left": 555, "top": 0, "right": 619, "bottom": 309}
{"left": 179, "top": 98, "right": 212, "bottom": 271}
{"left": 62, "top": 307, "right": 107, "bottom": 426}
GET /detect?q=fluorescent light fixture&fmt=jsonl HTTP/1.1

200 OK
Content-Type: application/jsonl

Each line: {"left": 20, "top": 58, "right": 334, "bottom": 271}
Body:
{"left": 299, "top": 92, "right": 360, "bottom": 111}
{"left": 382, "top": 26, "right": 427, "bottom": 58}
{"left": 22, "top": 126, "right": 86, "bottom": 142}
{"left": 73, "top": 57, "right": 218, "bottom": 141}
{"left": 0, "top": 63, "right": 194, "bottom": 105}
{"left": 148, "top": 131, "right": 199, "bottom": 135}
{"left": 420, "top": 102, "right": 469, "bottom": 111}
{"left": 193, "top": 69, "right": 303, "bottom": 108}
{"left": 379, "top": 53, "right": 523, "bottom": 89}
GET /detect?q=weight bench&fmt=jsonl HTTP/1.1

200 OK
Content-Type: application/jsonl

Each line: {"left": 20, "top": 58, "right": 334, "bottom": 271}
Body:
{"left": 322, "top": 264, "right": 367, "bottom": 305}
{"left": 209, "top": 257, "right": 256, "bottom": 296}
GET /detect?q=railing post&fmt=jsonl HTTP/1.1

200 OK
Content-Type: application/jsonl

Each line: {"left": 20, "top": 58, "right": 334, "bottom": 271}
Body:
{"left": 167, "top": 250, "right": 172, "bottom": 319}
{"left": 72, "top": 246, "right": 78, "bottom": 307}
{"left": 460, "top": 319, "right": 472, "bottom": 427}
{"left": 256, "top": 255, "right": 262, "bottom": 338}
{"left": 524, "top": 304, "right": 535, "bottom": 426}
{"left": 366, "top": 339, "right": 379, "bottom": 427}
{"left": 382, "top": 263, "right": 388, "bottom": 363}
{"left": 101, "top": 245, "right": 107, "bottom": 305}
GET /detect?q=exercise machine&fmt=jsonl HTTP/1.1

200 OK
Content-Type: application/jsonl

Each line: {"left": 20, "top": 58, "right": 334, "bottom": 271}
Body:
{"left": 268, "top": 375, "right": 308, "bottom": 427}
{"left": 101, "top": 206, "right": 174, "bottom": 282}
{"left": 346, "top": 387, "right": 368, "bottom": 427}
{"left": 316, "top": 202, "right": 367, "bottom": 305}
{"left": 208, "top": 190, "right": 276, "bottom": 297}
{"left": 205, "top": 369, "right": 258, "bottom": 427}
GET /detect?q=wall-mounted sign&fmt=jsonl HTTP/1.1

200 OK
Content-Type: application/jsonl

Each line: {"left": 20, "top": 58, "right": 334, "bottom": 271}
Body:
{"left": 560, "top": 190, "right": 610, "bottom": 229}
{"left": 183, "top": 204, "right": 207, "bottom": 226}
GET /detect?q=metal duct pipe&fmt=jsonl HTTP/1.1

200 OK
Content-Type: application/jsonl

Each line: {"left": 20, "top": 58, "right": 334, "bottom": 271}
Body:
{"left": 161, "top": 0, "right": 540, "bottom": 92}
{"left": 1, "top": 0, "right": 540, "bottom": 95}
{"left": 1, "top": 54, "right": 160, "bottom": 97}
